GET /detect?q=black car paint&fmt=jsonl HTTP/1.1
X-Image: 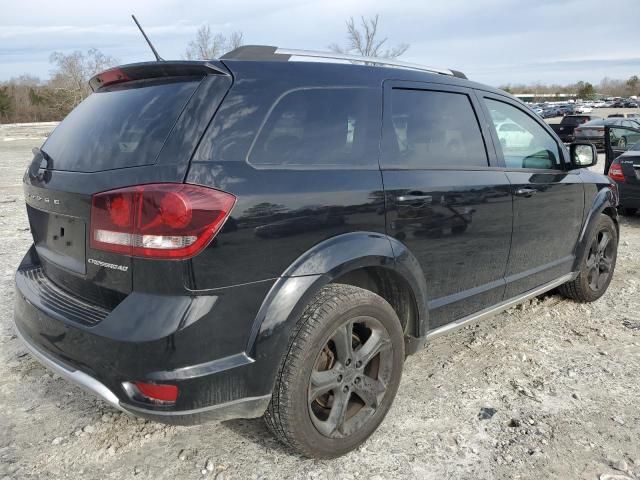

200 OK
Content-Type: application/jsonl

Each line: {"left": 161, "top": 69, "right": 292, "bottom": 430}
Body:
{"left": 611, "top": 155, "right": 640, "bottom": 210}
{"left": 14, "top": 59, "right": 618, "bottom": 421}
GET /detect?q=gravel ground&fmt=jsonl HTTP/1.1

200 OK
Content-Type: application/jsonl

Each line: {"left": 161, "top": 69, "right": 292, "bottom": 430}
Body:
{"left": 1, "top": 122, "right": 639, "bottom": 480}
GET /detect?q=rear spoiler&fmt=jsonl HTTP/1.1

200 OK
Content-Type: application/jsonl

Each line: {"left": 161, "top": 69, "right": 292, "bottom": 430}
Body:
{"left": 89, "top": 61, "right": 229, "bottom": 91}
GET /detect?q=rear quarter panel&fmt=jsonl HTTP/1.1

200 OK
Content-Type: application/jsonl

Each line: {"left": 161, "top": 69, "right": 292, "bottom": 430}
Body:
{"left": 186, "top": 61, "right": 387, "bottom": 289}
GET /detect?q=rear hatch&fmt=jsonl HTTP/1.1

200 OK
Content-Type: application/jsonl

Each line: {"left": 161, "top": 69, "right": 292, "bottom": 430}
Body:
{"left": 23, "top": 61, "right": 231, "bottom": 309}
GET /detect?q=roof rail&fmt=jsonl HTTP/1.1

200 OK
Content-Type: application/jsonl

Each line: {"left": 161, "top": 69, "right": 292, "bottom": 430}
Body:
{"left": 221, "top": 45, "right": 467, "bottom": 79}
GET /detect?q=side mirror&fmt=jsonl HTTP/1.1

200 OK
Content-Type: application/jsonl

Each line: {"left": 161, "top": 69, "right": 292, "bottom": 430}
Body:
{"left": 570, "top": 142, "right": 597, "bottom": 168}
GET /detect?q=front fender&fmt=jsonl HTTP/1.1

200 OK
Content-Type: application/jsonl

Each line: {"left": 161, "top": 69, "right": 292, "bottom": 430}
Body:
{"left": 574, "top": 183, "right": 619, "bottom": 271}
{"left": 244, "top": 231, "right": 428, "bottom": 395}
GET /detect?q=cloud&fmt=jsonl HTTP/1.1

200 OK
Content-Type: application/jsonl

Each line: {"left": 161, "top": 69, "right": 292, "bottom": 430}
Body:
{"left": 0, "top": 0, "right": 638, "bottom": 85}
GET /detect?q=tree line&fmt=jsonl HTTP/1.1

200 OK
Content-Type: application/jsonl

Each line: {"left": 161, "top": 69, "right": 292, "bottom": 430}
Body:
{"left": 500, "top": 76, "right": 640, "bottom": 100}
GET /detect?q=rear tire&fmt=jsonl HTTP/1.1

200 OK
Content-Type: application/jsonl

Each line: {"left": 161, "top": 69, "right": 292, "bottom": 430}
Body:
{"left": 264, "top": 284, "right": 404, "bottom": 458}
{"left": 558, "top": 214, "right": 617, "bottom": 302}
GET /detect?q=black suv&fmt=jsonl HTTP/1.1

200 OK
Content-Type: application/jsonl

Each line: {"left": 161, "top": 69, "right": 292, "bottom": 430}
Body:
{"left": 14, "top": 46, "right": 620, "bottom": 458}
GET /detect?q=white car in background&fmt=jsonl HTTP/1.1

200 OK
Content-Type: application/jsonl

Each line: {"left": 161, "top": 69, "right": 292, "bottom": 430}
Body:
{"left": 496, "top": 121, "right": 534, "bottom": 149}
{"left": 575, "top": 105, "right": 593, "bottom": 113}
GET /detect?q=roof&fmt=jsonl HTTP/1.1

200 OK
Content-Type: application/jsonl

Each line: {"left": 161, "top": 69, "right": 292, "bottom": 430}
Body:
{"left": 221, "top": 45, "right": 467, "bottom": 79}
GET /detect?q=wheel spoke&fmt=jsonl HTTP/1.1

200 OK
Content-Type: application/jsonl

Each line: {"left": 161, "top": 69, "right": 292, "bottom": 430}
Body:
{"left": 588, "top": 268, "right": 599, "bottom": 290}
{"left": 586, "top": 254, "right": 597, "bottom": 269}
{"left": 316, "top": 388, "right": 350, "bottom": 436}
{"left": 355, "top": 330, "right": 391, "bottom": 367}
{"left": 597, "top": 232, "right": 610, "bottom": 254}
{"left": 309, "top": 369, "right": 341, "bottom": 401}
{"left": 353, "top": 375, "right": 386, "bottom": 408}
{"left": 596, "top": 267, "right": 609, "bottom": 290}
{"left": 332, "top": 322, "right": 353, "bottom": 363}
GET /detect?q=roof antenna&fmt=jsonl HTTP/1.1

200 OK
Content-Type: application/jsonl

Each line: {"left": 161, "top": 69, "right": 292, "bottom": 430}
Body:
{"left": 131, "top": 14, "right": 164, "bottom": 61}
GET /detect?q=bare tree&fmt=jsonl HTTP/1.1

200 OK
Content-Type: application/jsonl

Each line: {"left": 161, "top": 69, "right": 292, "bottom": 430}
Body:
{"left": 47, "top": 48, "right": 118, "bottom": 113}
{"left": 227, "top": 31, "right": 244, "bottom": 52}
{"left": 184, "top": 25, "right": 244, "bottom": 60}
{"left": 329, "top": 15, "right": 409, "bottom": 59}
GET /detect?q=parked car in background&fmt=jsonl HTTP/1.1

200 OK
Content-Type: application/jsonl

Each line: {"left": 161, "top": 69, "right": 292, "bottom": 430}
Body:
{"left": 575, "top": 118, "right": 640, "bottom": 150}
{"left": 550, "top": 114, "right": 601, "bottom": 143}
{"left": 558, "top": 105, "right": 575, "bottom": 116}
{"left": 496, "top": 121, "right": 534, "bottom": 148}
{"left": 608, "top": 113, "right": 640, "bottom": 119}
{"left": 624, "top": 100, "right": 639, "bottom": 108}
{"left": 575, "top": 105, "right": 593, "bottom": 113}
{"left": 608, "top": 141, "right": 640, "bottom": 215}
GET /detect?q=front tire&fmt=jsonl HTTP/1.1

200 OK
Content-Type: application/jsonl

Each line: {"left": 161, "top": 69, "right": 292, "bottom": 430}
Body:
{"left": 558, "top": 214, "right": 617, "bottom": 302}
{"left": 264, "top": 284, "right": 405, "bottom": 458}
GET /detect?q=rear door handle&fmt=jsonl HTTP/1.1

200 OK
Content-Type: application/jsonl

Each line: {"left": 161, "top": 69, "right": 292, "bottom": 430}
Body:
{"left": 515, "top": 188, "right": 538, "bottom": 197}
{"left": 396, "top": 194, "right": 433, "bottom": 204}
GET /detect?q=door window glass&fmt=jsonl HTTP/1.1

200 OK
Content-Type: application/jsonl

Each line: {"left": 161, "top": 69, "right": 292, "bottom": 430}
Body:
{"left": 383, "top": 89, "right": 488, "bottom": 168}
{"left": 484, "top": 98, "right": 561, "bottom": 170}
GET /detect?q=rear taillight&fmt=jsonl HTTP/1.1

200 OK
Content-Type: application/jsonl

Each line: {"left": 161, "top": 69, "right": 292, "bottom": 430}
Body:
{"left": 608, "top": 163, "right": 625, "bottom": 183}
{"left": 90, "top": 183, "right": 235, "bottom": 259}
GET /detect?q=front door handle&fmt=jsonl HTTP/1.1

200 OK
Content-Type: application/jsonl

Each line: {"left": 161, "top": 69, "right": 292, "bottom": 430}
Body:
{"left": 396, "top": 194, "right": 433, "bottom": 204}
{"left": 515, "top": 187, "right": 538, "bottom": 197}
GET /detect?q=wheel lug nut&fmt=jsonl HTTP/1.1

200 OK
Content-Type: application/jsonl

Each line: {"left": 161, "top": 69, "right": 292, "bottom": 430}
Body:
{"left": 354, "top": 377, "right": 360, "bottom": 384}
{"left": 337, "top": 375, "right": 343, "bottom": 382}
{"left": 355, "top": 361, "right": 362, "bottom": 368}
{"left": 345, "top": 359, "right": 352, "bottom": 366}
{"left": 342, "top": 386, "right": 349, "bottom": 393}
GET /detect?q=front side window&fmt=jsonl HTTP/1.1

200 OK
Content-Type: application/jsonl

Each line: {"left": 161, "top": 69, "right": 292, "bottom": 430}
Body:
{"left": 484, "top": 98, "right": 561, "bottom": 170}
{"left": 383, "top": 89, "right": 488, "bottom": 169}
{"left": 248, "top": 87, "right": 379, "bottom": 168}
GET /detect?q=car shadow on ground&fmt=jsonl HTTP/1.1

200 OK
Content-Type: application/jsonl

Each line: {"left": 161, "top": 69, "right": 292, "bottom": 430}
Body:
{"left": 221, "top": 417, "right": 299, "bottom": 456}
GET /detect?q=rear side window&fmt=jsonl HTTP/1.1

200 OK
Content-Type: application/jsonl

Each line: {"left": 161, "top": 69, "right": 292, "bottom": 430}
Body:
{"left": 248, "top": 87, "right": 380, "bottom": 168}
{"left": 382, "top": 89, "right": 488, "bottom": 169}
{"left": 42, "top": 79, "right": 200, "bottom": 173}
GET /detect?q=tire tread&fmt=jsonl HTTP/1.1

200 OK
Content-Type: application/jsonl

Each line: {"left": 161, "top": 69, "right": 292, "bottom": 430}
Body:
{"left": 264, "top": 284, "right": 397, "bottom": 457}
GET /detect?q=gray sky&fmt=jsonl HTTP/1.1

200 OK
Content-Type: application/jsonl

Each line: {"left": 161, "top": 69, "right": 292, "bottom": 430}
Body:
{"left": 1, "top": 0, "right": 639, "bottom": 87}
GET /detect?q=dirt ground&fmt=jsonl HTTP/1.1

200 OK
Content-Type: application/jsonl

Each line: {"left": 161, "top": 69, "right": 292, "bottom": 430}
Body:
{"left": 1, "top": 122, "right": 639, "bottom": 480}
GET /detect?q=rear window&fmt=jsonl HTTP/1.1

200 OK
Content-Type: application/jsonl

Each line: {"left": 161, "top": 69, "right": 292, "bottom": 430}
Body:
{"left": 581, "top": 119, "right": 607, "bottom": 127}
{"left": 564, "top": 116, "right": 591, "bottom": 125}
{"left": 248, "top": 87, "right": 380, "bottom": 169}
{"left": 42, "top": 79, "right": 200, "bottom": 172}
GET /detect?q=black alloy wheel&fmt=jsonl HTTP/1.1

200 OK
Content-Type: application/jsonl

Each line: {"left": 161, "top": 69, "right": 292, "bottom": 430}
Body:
{"left": 308, "top": 316, "right": 393, "bottom": 438}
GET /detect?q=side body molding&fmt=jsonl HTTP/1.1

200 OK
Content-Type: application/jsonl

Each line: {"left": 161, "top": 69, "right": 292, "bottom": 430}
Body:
{"left": 245, "top": 232, "right": 429, "bottom": 393}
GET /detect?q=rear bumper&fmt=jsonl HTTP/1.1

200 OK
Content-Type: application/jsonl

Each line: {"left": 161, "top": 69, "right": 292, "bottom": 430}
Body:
{"left": 13, "top": 247, "right": 276, "bottom": 424}
{"left": 14, "top": 322, "right": 270, "bottom": 424}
